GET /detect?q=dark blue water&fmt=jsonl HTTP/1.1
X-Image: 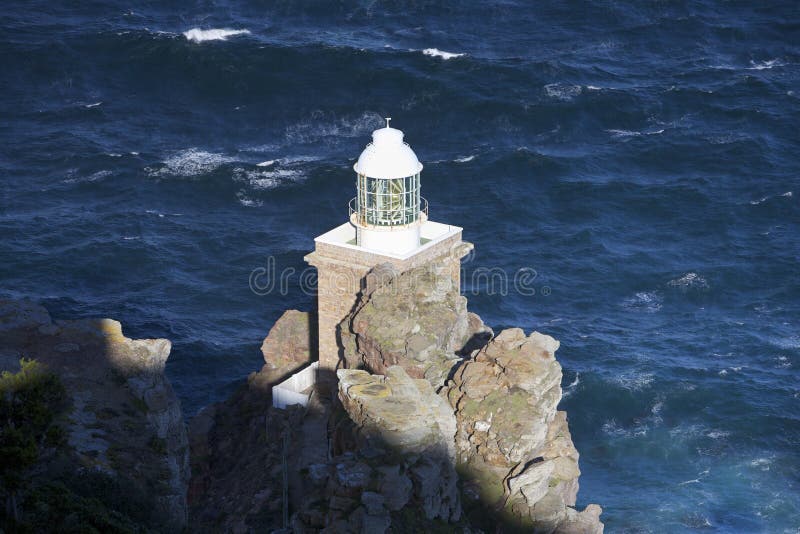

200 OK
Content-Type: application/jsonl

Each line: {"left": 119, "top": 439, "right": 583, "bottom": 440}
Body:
{"left": 2, "top": 1, "right": 799, "bottom": 530}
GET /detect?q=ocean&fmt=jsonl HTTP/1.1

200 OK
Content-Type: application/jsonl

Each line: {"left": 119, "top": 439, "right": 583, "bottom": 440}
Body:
{"left": 1, "top": 1, "right": 798, "bottom": 531}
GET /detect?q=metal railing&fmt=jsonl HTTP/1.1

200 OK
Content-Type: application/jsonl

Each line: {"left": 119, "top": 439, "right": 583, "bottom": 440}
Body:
{"left": 349, "top": 197, "right": 428, "bottom": 228}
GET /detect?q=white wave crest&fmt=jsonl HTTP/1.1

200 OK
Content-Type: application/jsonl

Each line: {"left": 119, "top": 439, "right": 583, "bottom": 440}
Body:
{"left": 454, "top": 155, "right": 476, "bottom": 163}
{"left": 668, "top": 272, "right": 709, "bottom": 291}
{"left": 748, "top": 59, "right": 783, "bottom": 70}
{"left": 183, "top": 28, "right": 251, "bottom": 43}
{"left": 236, "top": 190, "right": 263, "bottom": 207}
{"left": 750, "top": 457, "right": 773, "bottom": 471}
{"left": 62, "top": 170, "right": 112, "bottom": 184}
{"left": 607, "top": 128, "right": 664, "bottom": 138}
{"left": 770, "top": 336, "right": 800, "bottom": 350}
{"left": 750, "top": 191, "right": 793, "bottom": 205}
{"left": 285, "top": 111, "right": 383, "bottom": 144}
{"left": 718, "top": 366, "right": 744, "bottom": 376}
{"left": 601, "top": 419, "right": 630, "bottom": 437}
{"left": 146, "top": 148, "right": 234, "bottom": 178}
{"left": 622, "top": 291, "right": 663, "bottom": 312}
{"left": 611, "top": 371, "right": 654, "bottom": 391}
{"left": 544, "top": 83, "right": 582, "bottom": 101}
{"left": 84, "top": 102, "right": 102, "bottom": 109}
{"left": 233, "top": 167, "right": 305, "bottom": 190}
{"left": 562, "top": 372, "right": 580, "bottom": 398}
{"left": 145, "top": 210, "right": 182, "bottom": 218}
{"left": 422, "top": 48, "right": 464, "bottom": 60}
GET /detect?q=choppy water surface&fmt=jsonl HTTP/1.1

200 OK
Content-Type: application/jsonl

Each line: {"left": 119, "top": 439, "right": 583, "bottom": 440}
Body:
{"left": 2, "top": 1, "right": 799, "bottom": 530}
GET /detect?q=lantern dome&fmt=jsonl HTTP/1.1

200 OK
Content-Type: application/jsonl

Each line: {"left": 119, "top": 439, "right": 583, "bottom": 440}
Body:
{"left": 353, "top": 124, "right": 423, "bottom": 179}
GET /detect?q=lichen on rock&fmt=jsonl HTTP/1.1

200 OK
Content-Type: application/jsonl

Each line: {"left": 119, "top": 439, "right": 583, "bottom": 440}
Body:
{"left": 339, "top": 262, "right": 489, "bottom": 389}
{"left": 337, "top": 366, "right": 461, "bottom": 521}
{"left": 447, "top": 328, "right": 601, "bottom": 533}
{"left": 330, "top": 261, "right": 603, "bottom": 533}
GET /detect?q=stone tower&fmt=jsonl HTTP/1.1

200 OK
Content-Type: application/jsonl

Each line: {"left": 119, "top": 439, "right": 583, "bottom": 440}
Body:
{"left": 305, "top": 119, "right": 472, "bottom": 371}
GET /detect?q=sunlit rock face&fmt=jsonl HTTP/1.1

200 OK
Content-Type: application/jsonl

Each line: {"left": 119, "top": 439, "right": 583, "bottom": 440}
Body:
{"left": 334, "top": 262, "right": 603, "bottom": 533}
{"left": 335, "top": 366, "right": 461, "bottom": 523}
{"left": 0, "top": 299, "right": 189, "bottom": 532}
{"left": 248, "top": 309, "right": 316, "bottom": 390}
{"left": 339, "top": 261, "right": 490, "bottom": 389}
{"left": 338, "top": 366, "right": 457, "bottom": 461}
{"left": 447, "top": 328, "right": 601, "bottom": 532}
{"left": 169, "top": 258, "right": 601, "bottom": 533}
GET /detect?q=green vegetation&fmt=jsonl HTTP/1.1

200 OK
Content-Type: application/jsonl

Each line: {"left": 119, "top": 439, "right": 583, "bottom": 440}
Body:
{"left": 0, "top": 359, "right": 161, "bottom": 532}
{"left": 0, "top": 358, "right": 67, "bottom": 526}
{"left": 23, "top": 481, "right": 147, "bottom": 534}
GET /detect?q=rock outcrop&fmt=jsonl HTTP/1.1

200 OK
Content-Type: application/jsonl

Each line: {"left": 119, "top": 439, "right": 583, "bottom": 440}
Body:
{"left": 337, "top": 366, "right": 460, "bottom": 521}
{"left": 3, "top": 252, "right": 603, "bottom": 533}
{"left": 183, "top": 260, "right": 603, "bottom": 534}
{"left": 187, "top": 383, "right": 302, "bottom": 532}
{"left": 0, "top": 299, "right": 189, "bottom": 531}
{"left": 340, "top": 262, "right": 488, "bottom": 389}
{"left": 333, "top": 262, "right": 604, "bottom": 533}
{"left": 447, "top": 328, "right": 600, "bottom": 532}
{"left": 286, "top": 366, "right": 463, "bottom": 532}
{"left": 248, "top": 309, "right": 317, "bottom": 390}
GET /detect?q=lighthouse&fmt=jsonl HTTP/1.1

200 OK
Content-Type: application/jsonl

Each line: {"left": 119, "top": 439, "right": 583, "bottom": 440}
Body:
{"left": 350, "top": 118, "right": 426, "bottom": 255}
{"left": 305, "top": 119, "right": 472, "bottom": 371}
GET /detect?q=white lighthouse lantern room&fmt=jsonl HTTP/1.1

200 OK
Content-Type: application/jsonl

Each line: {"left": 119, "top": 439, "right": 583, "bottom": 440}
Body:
{"left": 350, "top": 119, "right": 427, "bottom": 255}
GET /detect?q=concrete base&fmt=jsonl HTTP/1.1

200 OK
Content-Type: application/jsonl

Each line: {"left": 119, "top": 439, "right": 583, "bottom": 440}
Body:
{"left": 272, "top": 362, "right": 320, "bottom": 409}
{"left": 356, "top": 224, "right": 420, "bottom": 255}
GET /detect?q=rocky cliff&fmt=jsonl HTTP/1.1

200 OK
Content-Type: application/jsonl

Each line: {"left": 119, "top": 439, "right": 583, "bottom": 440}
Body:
{"left": 190, "top": 260, "right": 603, "bottom": 533}
{"left": 333, "top": 262, "right": 603, "bottom": 533}
{"left": 3, "top": 256, "right": 601, "bottom": 532}
{"left": 0, "top": 299, "right": 189, "bottom": 531}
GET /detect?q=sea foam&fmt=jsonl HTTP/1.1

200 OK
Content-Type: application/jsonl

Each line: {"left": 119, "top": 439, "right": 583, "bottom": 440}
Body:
{"left": 748, "top": 59, "right": 783, "bottom": 70}
{"left": 183, "top": 28, "right": 251, "bottom": 43}
{"left": 544, "top": 83, "right": 582, "bottom": 101}
{"left": 422, "top": 48, "right": 464, "bottom": 60}
{"left": 236, "top": 190, "right": 263, "bottom": 207}
{"left": 562, "top": 372, "right": 580, "bottom": 399}
{"left": 62, "top": 170, "right": 112, "bottom": 184}
{"left": 285, "top": 112, "right": 383, "bottom": 144}
{"left": 622, "top": 291, "right": 663, "bottom": 312}
{"left": 611, "top": 370, "right": 655, "bottom": 391}
{"left": 607, "top": 128, "right": 665, "bottom": 138}
{"left": 147, "top": 148, "right": 234, "bottom": 177}
{"left": 233, "top": 167, "right": 305, "bottom": 190}
{"left": 667, "top": 272, "right": 709, "bottom": 291}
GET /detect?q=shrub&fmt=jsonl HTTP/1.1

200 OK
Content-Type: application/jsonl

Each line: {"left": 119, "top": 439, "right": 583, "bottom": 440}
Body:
{"left": 0, "top": 359, "right": 67, "bottom": 527}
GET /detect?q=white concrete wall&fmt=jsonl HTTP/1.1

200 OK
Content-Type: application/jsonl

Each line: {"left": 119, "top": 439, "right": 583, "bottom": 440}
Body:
{"left": 357, "top": 225, "right": 420, "bottom": 255}
{"left": 272, "top": 362, "right": 319, "bottom": 409}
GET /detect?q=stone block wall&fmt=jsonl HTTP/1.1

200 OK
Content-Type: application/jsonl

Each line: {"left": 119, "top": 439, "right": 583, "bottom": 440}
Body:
{"left": 305, "top": 232, "right": 471, "bottom": 370}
